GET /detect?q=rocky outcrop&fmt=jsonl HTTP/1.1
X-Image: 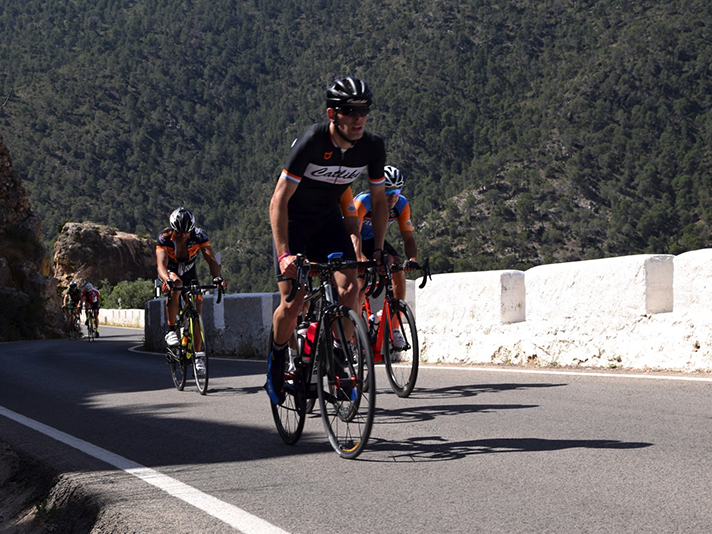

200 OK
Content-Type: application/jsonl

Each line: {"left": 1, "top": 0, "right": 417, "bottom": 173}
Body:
{"left": 0, "top": 135, "right": 64, "bottom": 340}
{"left": 53, "top": 222, "right": 155, "bottom": 288}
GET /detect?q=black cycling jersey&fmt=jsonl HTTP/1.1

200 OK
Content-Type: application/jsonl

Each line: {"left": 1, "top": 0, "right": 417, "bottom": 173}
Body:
{"left": 281, "top": 122, "right": 386, "bottom": 224}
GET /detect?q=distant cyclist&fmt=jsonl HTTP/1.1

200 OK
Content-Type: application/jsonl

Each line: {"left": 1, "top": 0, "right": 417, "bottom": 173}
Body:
{"left": 265, "top": 76, "right": 389, "bottom": 404}
{"left": 81, "top": 283, "right": 102, "bottom": 337}
{"left": 63, "top": 281, "right": 82, "bottom": 311}
{"left": 343, "top": 165, "right": 419, "bottom": 348}
{"left": 63, "top": 281, "right": 83, "bottom": 331}
{"left": 156, "top": 207, "right": 226, "bottom": 374}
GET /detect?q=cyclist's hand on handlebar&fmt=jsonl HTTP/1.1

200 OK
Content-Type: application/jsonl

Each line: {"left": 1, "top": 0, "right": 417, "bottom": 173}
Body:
{"left": 373, "top": 248, "right": 390, "bottom": 274}
{"left": 213, "top": 276, "right": 227, "bottom": 289}
{"left": 279, "top": 253, "right": 299, "bottom": 279}
{"left": 403, "top": 259, "right": 420, "bottom": 272}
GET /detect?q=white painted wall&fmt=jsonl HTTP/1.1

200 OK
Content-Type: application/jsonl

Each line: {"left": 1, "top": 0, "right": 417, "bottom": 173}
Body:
{"left": 136, "top": 249, "right": 712, "bottom": 372}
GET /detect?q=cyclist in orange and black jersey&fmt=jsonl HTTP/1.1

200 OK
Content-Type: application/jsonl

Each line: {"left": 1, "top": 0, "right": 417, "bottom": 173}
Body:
{"left": 156, "top": 207, "right": 226, "bottom": 354}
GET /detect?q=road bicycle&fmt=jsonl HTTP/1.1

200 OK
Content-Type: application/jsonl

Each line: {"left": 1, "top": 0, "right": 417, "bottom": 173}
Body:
{"left": 85, "top": 306, "right": 98, "bottom": 341}
{"left": 270, "top": 253, "right": 376, "bottom": 459}
{"left": 165, "top": 280, "right": 223, "bottom": 395}
{"left": 362, "top": 259, "right": 431, "bottom": 397}
{"left": 65, "top": 305, "right": 82, "bottom": 339}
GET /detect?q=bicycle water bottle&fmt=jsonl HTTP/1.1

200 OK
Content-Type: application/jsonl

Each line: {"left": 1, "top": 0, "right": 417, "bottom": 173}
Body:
{"left": 303, "top": 322, "right": 318, "bottom": 360}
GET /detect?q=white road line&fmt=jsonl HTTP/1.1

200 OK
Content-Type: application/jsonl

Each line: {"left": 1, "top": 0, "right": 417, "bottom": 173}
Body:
{"left": 0, "top": 406, "right": 289, "bottom": 534}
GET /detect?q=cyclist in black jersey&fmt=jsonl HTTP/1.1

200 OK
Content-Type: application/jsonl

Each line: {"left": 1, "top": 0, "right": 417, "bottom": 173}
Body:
{"left": 265, "top": 76, "right": 390, "bottom": 404}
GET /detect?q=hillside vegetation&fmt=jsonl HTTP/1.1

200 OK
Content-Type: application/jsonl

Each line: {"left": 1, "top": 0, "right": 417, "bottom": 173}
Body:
{"left": 2, "top": 0, "right": 711, "bottom": 291}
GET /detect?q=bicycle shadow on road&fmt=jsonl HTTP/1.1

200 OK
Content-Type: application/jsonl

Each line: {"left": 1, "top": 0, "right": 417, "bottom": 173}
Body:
{"left": 374, "top": 402, "right": 539, "bottom": 425}
{"left": 404, "top": 381, "right": 567, "bottom": 400}
{"left": 364, "top": 435, "right": 653, "bottom": 462}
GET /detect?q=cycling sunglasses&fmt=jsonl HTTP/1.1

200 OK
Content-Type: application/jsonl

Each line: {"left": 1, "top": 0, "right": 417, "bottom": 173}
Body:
{"left": 386, "top": 188, "right": 402, "bottom": 196}
{"left": 336, "top": 106, "right": 371, "bottom": 117}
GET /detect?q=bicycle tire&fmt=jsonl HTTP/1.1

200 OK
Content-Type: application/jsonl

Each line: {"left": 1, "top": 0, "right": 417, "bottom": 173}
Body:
{"left": 383, "top": 300, "right": 419, "bottom": 398}
{"left": 317, "top": 306, "right": 376, "bottom": 459}
{"left": 271, "top": 331, "right": 307, "bottom": 445}
{"left": 170, "top": 324, "right": 187, "bottom": 391}
{"left": 86, "top": 313, "right": 96, "bottom": 342}
{"left": 360, "top": 306, "right": 373, "bottom": 393}
{"left": 73, "top": 316, "right": 82, "bottom": 339}
{"left": 192, "top": 316, "right": 209, "bottom": 395}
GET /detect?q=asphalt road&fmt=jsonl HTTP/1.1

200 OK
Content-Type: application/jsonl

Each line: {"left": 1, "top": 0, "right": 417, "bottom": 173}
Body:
{"left": 2, "top": 326, "right": 712, "bottom": 533}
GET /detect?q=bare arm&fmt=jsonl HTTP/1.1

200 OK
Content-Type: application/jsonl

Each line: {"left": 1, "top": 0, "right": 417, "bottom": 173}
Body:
{"left": 200, "top": 244, "right": 227, "bottom": 288}
{"left": 269, "top": 177, "right": 299, "bottom": 278}
{"left": 344, "top": 215, "right": 367, "bottom": 261}
{"left": 156, "top": 248, "right": 173, "bottom": 283}
{"left": 369, "top": 183, "right": 388, "bottom": 256}
{"left": 401, "top": 231, "right": 419, "bottom": 270}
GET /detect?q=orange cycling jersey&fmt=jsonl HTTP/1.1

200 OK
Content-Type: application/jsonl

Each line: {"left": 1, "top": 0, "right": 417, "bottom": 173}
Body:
{"left": 156, "top": 227, "right": 211, "bottom": 276}
{"left": 341, "top": 189, "right": 413, "bottom": 240}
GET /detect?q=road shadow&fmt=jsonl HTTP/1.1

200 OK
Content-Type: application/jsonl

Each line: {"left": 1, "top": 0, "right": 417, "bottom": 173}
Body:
{"left": 374, "top": 402, "right": 539, "bottom": 425}
{"left": 405, "top": 382, "right": 567, "bottom": 400}
{"left": 364, "top": 436, "right": 653, "bottom": 462}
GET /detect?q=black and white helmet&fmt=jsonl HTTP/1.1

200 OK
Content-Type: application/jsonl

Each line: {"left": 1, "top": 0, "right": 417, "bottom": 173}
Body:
{"left": 169, "top": 207, "right": 195, "bottom": 233}
{"left": 383, "top": 166, "right": 405, "bottom": 189}
{"left": 326, "top": 77, "right": 373, "bottom": 108}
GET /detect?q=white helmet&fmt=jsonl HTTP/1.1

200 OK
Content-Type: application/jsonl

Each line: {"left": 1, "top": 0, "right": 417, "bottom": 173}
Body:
{"left": 384, "top": 165, "right": 404, "bottom": 189}
{"left": 85, "top": 283, "right": 94, "bottom": 291}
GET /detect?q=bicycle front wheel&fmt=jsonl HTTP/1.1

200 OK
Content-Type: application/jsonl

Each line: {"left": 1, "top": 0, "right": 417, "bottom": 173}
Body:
{"left": 170, "top": 326, "right": 187, "bottom": 391}
{"left": 192, "top": 316, "right": 209, "bottom": 395}
{"left": 271, "top": 331, "right": 307, "bottom": 445}
{"left": 86, "top": 315, "right": 96, "bottom": 341}
{"left": 170, "top": 352, "right": 187, "bottom": 391}
{"left": 383, "top": 300, "right": 419, "bottom": 398}
{"left": 317, "top": 306, "right": 376, "bottom": 459}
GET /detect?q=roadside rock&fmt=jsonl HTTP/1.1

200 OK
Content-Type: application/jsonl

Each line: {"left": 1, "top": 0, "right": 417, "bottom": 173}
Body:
{"left": 53, "top": 222, "right": 155, "bottom": 288}
{"left": 0, "top": 135, "right": 63, "bottom": 340}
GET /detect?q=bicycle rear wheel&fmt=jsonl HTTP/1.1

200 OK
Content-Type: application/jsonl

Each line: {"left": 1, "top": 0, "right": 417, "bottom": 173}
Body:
{"left": 317, "top": 306, "right": 375, "bottom": 459}
{"left": 192, "top": 316, "right": 209, "bottom": 395}
{"left": 383, "top": 300, "right": 419, "bottom": 398}
{"left": 271, "top": 332, "right": 307, "bottom": 445}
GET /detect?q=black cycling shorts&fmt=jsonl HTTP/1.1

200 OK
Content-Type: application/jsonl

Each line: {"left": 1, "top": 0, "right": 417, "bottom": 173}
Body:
{"left": 361, "top": 238, "right": 401, "bottom": 261}
{"left": 274, "top": 210, "right": 356, "bottom": 278}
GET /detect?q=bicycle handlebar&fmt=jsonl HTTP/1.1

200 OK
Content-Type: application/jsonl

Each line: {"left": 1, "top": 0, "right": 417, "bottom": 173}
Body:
{"left": 392, "top": 258, "right": 432, "bottom": 289}
{"left": 285, "top": 254, "right": 378, "bottom": 303}
{"left": 368, "top": 257, "right": 433, "bottom": 296}
{"left": 167, "top": 281, "right": 224, "bottom": 304}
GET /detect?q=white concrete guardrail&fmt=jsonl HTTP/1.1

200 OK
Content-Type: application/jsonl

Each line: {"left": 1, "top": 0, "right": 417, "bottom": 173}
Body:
{"left": 134, "top": 248, "right": 712, "bottom": 372}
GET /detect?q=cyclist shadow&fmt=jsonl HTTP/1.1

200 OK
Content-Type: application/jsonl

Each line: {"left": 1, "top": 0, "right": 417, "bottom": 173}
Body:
{"left": 374, "top": 402, "right": 539, "bottom": 426}
{"left": 206, "top": 385, "right": 266, "bottom": 396}
{"left": 364, "top": 436, "right": 653, "bottom": 462}
{"left": 403, "top": 382, "right": 567, "bottom": 400}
